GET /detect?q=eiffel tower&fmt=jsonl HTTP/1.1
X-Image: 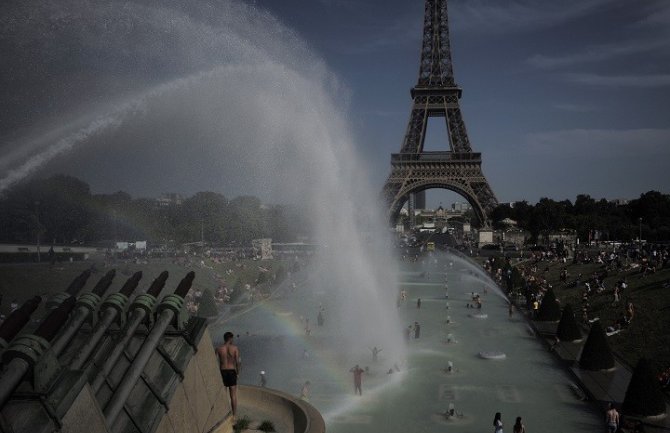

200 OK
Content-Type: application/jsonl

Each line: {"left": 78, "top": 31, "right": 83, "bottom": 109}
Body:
{"left": 382, "top": 0, "right": 497, "bottom": 227}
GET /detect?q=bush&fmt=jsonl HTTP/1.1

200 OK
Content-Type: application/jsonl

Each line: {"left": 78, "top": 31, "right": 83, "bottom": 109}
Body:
{"left": 197, "top": 288, "right": 219, "bottom": 318}
{"left": 275, "top": 265, "right": 286, "bottom": 282}
{"left": 257, "top": 420, "right": 276, "bottom": 432}
{"left": 536, "top": 288, "right": 561, "bottom": 321}
{"left": 556, "top": 304, "right": 582, "bottom": 342}
{"left": 256, "top": 271, "right": 268, "bottom": 285}
{"left": 233, "top": 416, "right": 250, "bottom": 433}
{"left": 579, "top": 321, "right": 615, "bottom": 370}
{"left": 622, "top": 358, "right": 666, "bottom": 417}
{"left": 232, "top": 278, "right": 245, "bottom": 293}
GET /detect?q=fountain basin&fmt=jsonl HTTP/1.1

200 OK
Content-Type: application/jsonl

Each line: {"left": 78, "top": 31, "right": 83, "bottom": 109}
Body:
{"left": 236, "top": 385, "right": 325, "bottom": 433}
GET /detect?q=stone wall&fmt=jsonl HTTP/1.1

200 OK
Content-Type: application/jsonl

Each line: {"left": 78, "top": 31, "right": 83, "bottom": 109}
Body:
{"left": 153, "top": 328, "right": 232, "bottom": 433}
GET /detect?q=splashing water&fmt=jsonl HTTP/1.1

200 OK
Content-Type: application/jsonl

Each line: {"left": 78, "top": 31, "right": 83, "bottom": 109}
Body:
{"left": 0, "top": 0, "right": 406, "bottom": 394}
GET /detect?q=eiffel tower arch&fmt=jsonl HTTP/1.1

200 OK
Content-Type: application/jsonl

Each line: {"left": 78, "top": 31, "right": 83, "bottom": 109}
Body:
{"left": 382, "top": 0, "right": 497, "bottom": 227}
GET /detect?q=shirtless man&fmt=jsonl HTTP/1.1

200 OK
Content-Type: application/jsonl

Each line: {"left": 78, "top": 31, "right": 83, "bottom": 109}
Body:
{"left": 350, "top": 365, "right": 364, "bottom": 395}
{"left": 217, "top": 332, "right": 241, "bottom": 418}
{"left": 605, "top": 402, "right": 619, "bottom": 433}
{"left": 370, "top": 346, "right": 382, "bottom": 362}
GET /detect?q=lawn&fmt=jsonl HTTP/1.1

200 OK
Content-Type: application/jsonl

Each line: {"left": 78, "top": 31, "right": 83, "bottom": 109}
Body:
{"left": 0, "top": 255, "right": 289, "bottom": 320}
{"left": 518, "top": 257, "right": 670, "bottom": 373}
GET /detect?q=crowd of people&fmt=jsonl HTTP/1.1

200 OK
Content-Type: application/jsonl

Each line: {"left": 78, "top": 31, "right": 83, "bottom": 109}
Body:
{"left": 480, "top": 240, "right": 669, "bottom": 432}
{"left": 207, "top": 240, "right": 669, "bottom": 433}
{"left": 496, "top": 241, "right": 670, "bottom": 336}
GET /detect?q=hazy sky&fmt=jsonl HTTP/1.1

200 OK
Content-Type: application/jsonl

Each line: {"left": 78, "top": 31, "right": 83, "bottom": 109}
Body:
{"left": 255, "top": 0, "right": 670, "bottom": 204}
{"left": 0, "top": 0, "right": 668, "bottom": 205}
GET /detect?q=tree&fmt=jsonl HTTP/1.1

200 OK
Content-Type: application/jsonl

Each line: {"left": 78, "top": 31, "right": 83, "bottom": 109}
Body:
{"left": 179, "top": 192, "right": 229, "bottom": 244}
{"left": 37, "top": 175, "right": 93, "bottom": 243}
{"left": 556, "top": 304, "right": 581, "bottom": 342}
{"left": 275, "top": 265, "right": 286, "bottom": 283}
{"left": 579, "top": 321, "right": 615, "bottom": 371}
{"left": 533, "top": 198, "right": 567, "bottom": 235}
{"left": 0, "top": 175, "right": 93, "bottom": 244}
{"left": 630, "top": 191, "right": 670, "bottom": 241}
{"left": 225, "top": 196, "right": 267, "bottom": 243}
{"left": 197, "top": 289, "right": 219, "bottom": 318}
{"left": 622, "top": 358, "right": 666, "bottom": 417}
{"left": 511, "top": 201, "right": 533, "bottom": 227}
{"left": 232, "top": 278, "right": 245, "bottom": 294}
{"left": 536, "top": 288, "right": 561, "bottom": 321}
{"left": 491, "top": 204, "right": 514, "bottom": 230}
{"left": 256, "top": 271, "right": 268, "bottom": 285}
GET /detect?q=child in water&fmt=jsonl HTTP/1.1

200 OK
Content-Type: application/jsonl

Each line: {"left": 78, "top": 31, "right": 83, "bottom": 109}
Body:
{"left": 300, "top": 381, "right": 311, "bottom": 401}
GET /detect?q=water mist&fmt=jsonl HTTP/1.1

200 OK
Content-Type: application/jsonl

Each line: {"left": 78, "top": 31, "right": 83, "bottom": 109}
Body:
{"left": 0, "top": 0, "right": 405, "bottom": 406}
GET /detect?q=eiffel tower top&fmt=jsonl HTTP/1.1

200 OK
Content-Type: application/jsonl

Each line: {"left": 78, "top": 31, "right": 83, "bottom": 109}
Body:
{"left": 415, "top": 0, "right": 457, "bottom": 91}
{"left": 382, "top": 0, "right": 498, "bottom": 227}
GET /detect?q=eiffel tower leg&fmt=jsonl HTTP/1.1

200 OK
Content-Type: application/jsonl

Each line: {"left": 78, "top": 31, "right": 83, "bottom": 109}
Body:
{"left": 469, "top": 181, "right": 497, "bottom": 227}
{"left": 408, "top": 193, "right": 416, "bottom": 227}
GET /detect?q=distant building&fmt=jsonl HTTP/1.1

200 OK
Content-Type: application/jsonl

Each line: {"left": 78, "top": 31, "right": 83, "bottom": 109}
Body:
{"left": 272, "top": 242, "right": 317, "bottom": 257}
{"left": 412, "top": 202, "right": 474, "bottom": 233}
{"left": 252, "top": 238, "right": 273, "bottom": 260}
{"left": 546, "top": 229, "right": 577, "bottom": 244}
{"left": 414, "top": 191, "right": 426, "bottom": 210}
{"left": 501, "top": 229, "right": 528, "bottom": 246}
{"left": 451, "top": 202, "right": 471, "bottom": 212}
{"left": 156, "top": 193, "right": 184, "bottom": 208}
{"left": 498, "top": 217, "right": 517, "bottom": 227}
{"left": 610, "top": 198, "right": 629, "bottom": 206}
{"left": 115, "top": 241, "right": 147, "bottom": 252}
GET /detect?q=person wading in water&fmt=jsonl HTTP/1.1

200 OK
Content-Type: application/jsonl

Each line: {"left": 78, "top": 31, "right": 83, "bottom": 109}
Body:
{"left": 349, "top": 364, "right": 364, "bottom": 395}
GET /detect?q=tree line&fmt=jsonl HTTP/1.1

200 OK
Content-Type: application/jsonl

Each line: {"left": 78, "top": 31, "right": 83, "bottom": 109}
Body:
{"left": 490, "top": 191, "right": 670, "bottom": 243}
{"left": 2, "top": 175, "right": 667, "bottom": 246}
{"left": 0, "top": 175, "right": 307, "bottom": 246}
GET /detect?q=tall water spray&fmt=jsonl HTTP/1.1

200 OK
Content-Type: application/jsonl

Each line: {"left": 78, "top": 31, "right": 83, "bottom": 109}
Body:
{"left": 0, "top": 0, "right": 404, "bottom": 367}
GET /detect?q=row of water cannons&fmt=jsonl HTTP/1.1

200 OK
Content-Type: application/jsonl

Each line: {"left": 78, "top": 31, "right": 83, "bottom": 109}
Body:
{"left": 0, "top": 268, "right": 196, "bottom": 426}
